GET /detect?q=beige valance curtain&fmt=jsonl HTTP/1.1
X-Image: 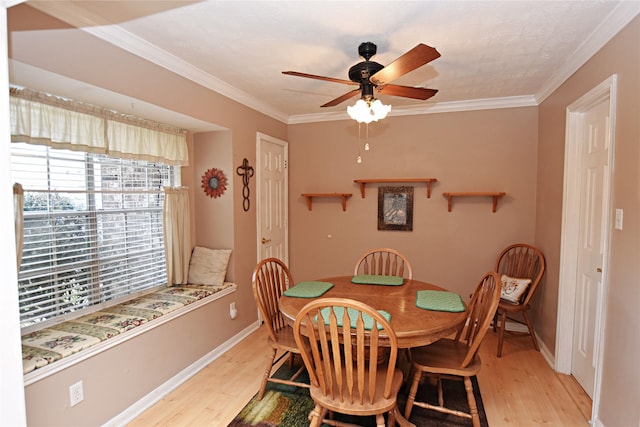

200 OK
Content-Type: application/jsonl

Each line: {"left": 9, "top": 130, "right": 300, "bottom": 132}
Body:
{"left": 107, "top": 120, "right": 188, "bottom": 165}
{"left": 9, "top": 87, "right": 189, "bottom": 166}
{"left": 13, "top": 183, "right": 24, "bottom": 270}
{"left": 163, "top": 187, "right": 192, "bottom": 286}
{"left": 10, "top": 96, "right": 106, "bottom": 153}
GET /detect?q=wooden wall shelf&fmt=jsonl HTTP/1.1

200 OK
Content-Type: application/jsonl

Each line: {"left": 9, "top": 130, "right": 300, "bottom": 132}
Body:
{"left": 301, "top": 193, "right": 352, "bottom": 211}
{"left": 354, "top": 178, "right": 438, "bottom": 198}
{"left": 442, "top": 192, "right": 506, "bottom": 212}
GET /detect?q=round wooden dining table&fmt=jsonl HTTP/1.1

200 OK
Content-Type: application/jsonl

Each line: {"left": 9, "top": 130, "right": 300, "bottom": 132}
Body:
{"left": 279, "top": 276, "right": 468, "bottom": 349}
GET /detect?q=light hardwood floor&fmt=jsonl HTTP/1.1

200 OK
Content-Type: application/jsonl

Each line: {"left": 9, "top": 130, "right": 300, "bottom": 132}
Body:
{"left": 128, "top": 326, "right": 591, "bottom": 426}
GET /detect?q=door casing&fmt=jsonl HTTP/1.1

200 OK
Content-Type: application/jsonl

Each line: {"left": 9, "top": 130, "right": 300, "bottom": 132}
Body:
{"left": 556, "top": 74, "right": 617, "bottom": 423}
{"left": 255, "top": 132, "right": 289, "bottom": 265}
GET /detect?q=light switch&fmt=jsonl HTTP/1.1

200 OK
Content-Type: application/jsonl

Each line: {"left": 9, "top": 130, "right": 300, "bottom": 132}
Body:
{"left": 615, "top": 208, "right": 623, "bottom": 230}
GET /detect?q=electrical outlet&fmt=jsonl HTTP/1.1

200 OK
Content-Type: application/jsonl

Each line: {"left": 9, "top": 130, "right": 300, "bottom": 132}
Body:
{"left": 229, "top": 302, "right": 238, "bottom": 319}
{"left": 69, "top": 381, "right": 84, "bottom": 406}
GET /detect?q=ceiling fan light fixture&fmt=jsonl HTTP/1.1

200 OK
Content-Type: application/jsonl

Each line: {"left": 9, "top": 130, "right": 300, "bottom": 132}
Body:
{"left": 347, "top": 99, "right": 391, "bottom": 123}
{"left": 370, "top": 99, "right": 391, "bottom": 119}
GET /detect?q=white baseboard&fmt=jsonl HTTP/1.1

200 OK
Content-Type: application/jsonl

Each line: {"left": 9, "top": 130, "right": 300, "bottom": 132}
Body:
{"left": 503, "top": 319, "right": 529, "bottom": 333}
{"left": 103, "top": 320, "right": 260, "bottom": 427}
{"left": 537, "top": 331, "right": 555, "bottom": 369}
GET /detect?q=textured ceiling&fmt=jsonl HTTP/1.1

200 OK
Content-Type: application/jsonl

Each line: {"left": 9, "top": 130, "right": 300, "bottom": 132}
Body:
{"left": 16, "top": 1, "right": 640, "bottom": 126}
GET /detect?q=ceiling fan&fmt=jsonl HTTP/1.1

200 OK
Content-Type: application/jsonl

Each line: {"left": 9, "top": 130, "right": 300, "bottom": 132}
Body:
{"left": 282, "top": 42, "right": 440, "bottom": 108}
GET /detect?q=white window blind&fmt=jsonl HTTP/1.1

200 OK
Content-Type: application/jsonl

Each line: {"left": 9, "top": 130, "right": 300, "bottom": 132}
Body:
{"left": 11, "top": 142, "right": 173, "bottom": 328}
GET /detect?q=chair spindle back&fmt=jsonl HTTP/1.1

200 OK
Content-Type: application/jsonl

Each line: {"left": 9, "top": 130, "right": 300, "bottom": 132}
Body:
{"left": 457, "top": 272, "right": 501, "bottom": 368}
{"left": 495, "top": 244, "right": 545, "bottom": 306}
{"left": 354, "top": 248, "right": 413, "bottom": 279}
{"left": 252, "top": 257, "right": 293, "bottom": 342}
{"left": 294, "top": 298, "right": 399, "bottom": 405}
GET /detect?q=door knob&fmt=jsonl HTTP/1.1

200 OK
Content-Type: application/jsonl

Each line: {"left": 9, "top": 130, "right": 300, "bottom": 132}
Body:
{"left": 596, "top": 267, "right": 602, "bottom": 273}
{"left": 261, "top": 237, "right": 271, "bottom": 244}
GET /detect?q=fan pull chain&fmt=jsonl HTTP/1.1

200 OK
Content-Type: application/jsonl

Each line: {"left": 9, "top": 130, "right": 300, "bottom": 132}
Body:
{"left": 364, "top": 123, "right": 370, "bottom": 151}
{"left": 356, "top": 122, "right": 363, "bottom": 163}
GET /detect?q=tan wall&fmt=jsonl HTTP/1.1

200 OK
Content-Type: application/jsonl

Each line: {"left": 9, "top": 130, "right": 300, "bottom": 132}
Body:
{"left": 9, "top": 4, "right": 286, "bottom": 425}
{"left": 23, "top": 296, "right": 240, "bottom": 426}
{"left": 8, "top": 2, "right": 640, "bottom": 426}
{"left": 288, "top": 107, "right": 539, "bottom": 298}
{"left": 193, "top": 131, "right": 234, "bottom": 256}
{"left": 536, "top": 15, "right": 640, "bottom": 426}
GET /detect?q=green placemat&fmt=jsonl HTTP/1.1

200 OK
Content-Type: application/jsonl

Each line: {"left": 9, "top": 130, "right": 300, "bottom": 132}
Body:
{"left": 351, "top": 274, "right": 404, "bottom": 286}
{"left": 317, "top": 307, "right": 391, "bottom": 330}
{"left": 416, "top": 290, "right": 466, "bottom": 312}
{"left": 283, "top": 281, "right": 333, "bottom": 298}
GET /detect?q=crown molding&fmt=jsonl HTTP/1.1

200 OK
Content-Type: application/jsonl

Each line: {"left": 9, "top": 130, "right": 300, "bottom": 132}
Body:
{"left": 287, "top": 95, "right": 538, "bottom": 124}
{"left": 28, "top": 1, "right": 639, "bottom": 126}
{"left": 390, "top": 95, "right": 538, "bottom": 115}
{"left": 27, "top": 1, "right": 290, "bottom": 124}
{"left": 84, "top": 25, "right": 290, "bottom": 124}
{"left": 83, "top": 25, "right": 290, "bottom": 124}
{"left": 535, "top": 1, "right": 640, "bottom": 103}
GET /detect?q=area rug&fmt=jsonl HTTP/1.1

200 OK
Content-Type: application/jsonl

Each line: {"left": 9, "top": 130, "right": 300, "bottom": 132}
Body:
{"left": 228, "top": 363, "right": 488, "bottom": 427}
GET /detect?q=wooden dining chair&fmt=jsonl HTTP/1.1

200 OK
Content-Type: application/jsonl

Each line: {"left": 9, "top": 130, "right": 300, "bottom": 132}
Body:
{"left": 354, "top": 248, "right": 413, "bottom": 279}
{"left": 492, "top": 243, "right": 546, "bottom": 357}
{"left": 293, "top": 297, "right": 414, "bottom": 427}
{"left": 251, "top": 257, "right": 309, "bottom": 400}
{"left": 404, "top": 272, "right": 501, "bottom": 427}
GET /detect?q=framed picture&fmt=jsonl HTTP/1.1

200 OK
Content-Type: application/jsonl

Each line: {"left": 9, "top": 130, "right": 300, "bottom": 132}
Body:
{"left": 378, "top": 186, "right": 414, "bottom": 231}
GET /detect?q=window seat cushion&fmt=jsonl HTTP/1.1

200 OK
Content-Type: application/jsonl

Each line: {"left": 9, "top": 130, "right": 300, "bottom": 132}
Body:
{"left": 21, "top": 282, "right": 235, "bottom": 374}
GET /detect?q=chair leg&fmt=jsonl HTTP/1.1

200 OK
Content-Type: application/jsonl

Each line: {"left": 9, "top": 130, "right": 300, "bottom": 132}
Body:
{"left": 464, "top": 376, "right": 480, "bottom": 427}
{"left": 387, "top": 408, "right": 396, "bottom": 427}
{"left": 436, "top": 375, "right": 444, "bottom": 406}
{"left": 257, "top": 347, "right": 277, "bottom": 400}
{"left": 387, "top": 410, "right": 395, "bottom": 427}
{"left": 392, "top": 406, "right": 416, "bottom": 427}
{"left": 399, "top": 349, "right": 412, "bottom": 383}
{"left": 375, "top": 413, "right": 385, "bottom": 427}
{"left": 404, "top": 368, "right": 423, "bottom": 419}
{"left": 308, "top": 404, "right": 325, "bottom": 427}
{"left": 522, "top": 310, "right": 540, "bottom": 351}
{"left": 403, "top": 365, "right": 414, "bottom": 394}
{"left": 497, "top": 310, "right": 507, "bottom": 358}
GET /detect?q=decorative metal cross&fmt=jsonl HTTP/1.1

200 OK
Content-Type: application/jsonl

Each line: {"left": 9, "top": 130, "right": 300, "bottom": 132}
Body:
{"left": 236, "top": 158, "right": 254, "bottom": 212}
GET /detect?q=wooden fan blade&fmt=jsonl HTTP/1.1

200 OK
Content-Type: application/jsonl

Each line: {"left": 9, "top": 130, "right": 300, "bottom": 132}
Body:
{"left": 369, "top": 44, "right": 441, "bottom": 86}
{"left": 377, "top": 84, "right": 438, "bottom": 100}
{"left": 321, "top": 89, "right": 361, "bottom": 107}
{"left": 282, "top": 71, "right": 358, "bottom": 86}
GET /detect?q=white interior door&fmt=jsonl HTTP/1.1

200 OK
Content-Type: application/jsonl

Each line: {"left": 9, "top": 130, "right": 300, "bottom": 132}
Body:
{"left": 557, "top": 75, "right": 616, "bottom": 423}
{"left": 256, "top": 133, "right": 288, "bottom": 264}
{"left": 572, "top": 97, "right": 610, "bottom": 398}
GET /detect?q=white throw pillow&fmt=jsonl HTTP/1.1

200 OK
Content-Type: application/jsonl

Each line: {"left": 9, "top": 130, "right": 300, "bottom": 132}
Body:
{"left": 187, "top": 246, "right": 231, "bottom": 286}
{"left": 500, "top": 274, "right": 532, "bottom": 304}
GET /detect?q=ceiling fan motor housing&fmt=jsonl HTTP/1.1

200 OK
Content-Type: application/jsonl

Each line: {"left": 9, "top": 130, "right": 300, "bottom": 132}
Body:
{"left": 349, "top": 60, "right": 384, "bottom": 100}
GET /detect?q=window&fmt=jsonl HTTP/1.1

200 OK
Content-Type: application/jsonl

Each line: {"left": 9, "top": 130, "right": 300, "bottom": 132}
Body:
{"left": 11, "top": 142, "right": 174, "bottom": 328}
